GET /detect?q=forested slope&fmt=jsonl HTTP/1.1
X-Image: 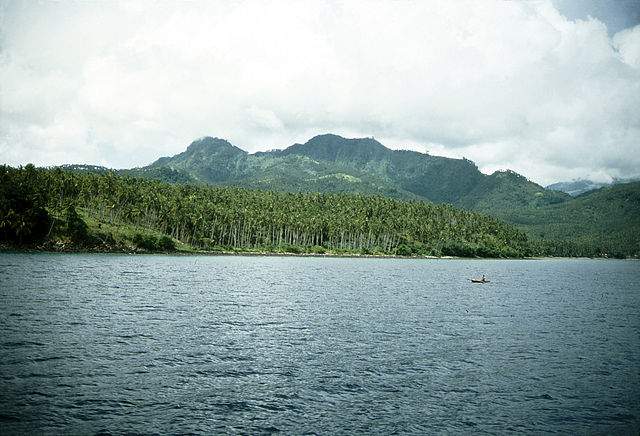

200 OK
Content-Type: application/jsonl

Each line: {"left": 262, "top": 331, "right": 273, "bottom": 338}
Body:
{"left": 1, "top": 165, "right": 533, "bottom": 257}
{"left": 501, "top": 182, "right": 640, "bottom": 257}
{"left": 131, "top": 134, "right": 570, "bottom": 211}
{"left": 38, "top": 132, "right": 640, "bottom": 257}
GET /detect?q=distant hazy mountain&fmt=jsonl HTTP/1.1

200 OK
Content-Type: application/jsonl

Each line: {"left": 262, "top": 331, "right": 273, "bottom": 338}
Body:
{"left": 547, "top": 177, "right": 640, "bottom": 196}
{"left": 546, "top": 180, "right": 609, "bottom": 196}
{"left": 59, "top": 164, "right": 111, "bottom": 173}
{"left": 130, "top": 134, "right": 569, "bottom": 213}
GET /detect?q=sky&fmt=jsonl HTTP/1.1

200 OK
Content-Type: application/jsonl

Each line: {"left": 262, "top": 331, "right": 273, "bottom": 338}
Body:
{"left": 1, "top": 0, "right": 639, "bottom": 185}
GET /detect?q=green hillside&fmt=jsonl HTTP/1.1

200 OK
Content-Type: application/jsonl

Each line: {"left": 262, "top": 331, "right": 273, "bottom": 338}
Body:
{"left": 43, "top": 134, "right": 638, "bottom": 257}
{"left": 130, "top": 134, "right": 570, "bottom": 211}
{"left": 1, "top": 165, "right": 534, "bottom": 258}
{"left": 458, "top": 170, "right": 569, "bottom": 212}
{"left": 501, "top": 182, "right": 640, "bottom": 257}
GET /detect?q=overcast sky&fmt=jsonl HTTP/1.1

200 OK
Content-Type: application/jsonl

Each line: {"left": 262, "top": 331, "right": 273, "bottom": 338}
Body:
{"left": 1, "top": 0, "right": 639, "bottom": 185}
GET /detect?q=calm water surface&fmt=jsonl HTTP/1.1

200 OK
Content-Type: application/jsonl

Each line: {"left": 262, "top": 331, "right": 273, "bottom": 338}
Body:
{"left": 1, "top": 254, "right": 639, "bottom": 434}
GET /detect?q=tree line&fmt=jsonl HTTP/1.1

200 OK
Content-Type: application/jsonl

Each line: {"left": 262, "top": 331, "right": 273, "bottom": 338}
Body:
{"left": 0, "top": 165, "right": 548, "bottom": 257}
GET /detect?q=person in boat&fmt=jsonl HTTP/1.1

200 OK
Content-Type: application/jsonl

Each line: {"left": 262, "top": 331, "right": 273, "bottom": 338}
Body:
{"left": 481, "top": 274, "right": 486, "bottom": 282}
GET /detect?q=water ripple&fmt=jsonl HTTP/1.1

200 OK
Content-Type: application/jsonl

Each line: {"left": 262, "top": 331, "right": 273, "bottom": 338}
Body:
{"left": 1, "top": 254, "right": 639, "bottom": 434}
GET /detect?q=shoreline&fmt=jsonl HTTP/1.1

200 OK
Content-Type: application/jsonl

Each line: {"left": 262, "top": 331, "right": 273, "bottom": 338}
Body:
{"left": 0, "top": 245, "right": 454, "bottom": 259}
{"left": 1, "top": 245, "right": 635, "bottom": 260}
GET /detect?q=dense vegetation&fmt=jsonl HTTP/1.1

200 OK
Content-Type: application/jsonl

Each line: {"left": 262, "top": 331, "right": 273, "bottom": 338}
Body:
{"left": 125, "top": 134, "right": 637, "bottom": 258}
{"left": 501, "top": 182, "right": 640, "bottom": 258}
{"left": 3, "top": 135, "right": 637, "bottom": 258}
{"left": 1, "top": 165, "right": 534, "bottom": 257}
{"left": 129, "top": 134, "right": 569, "bottom": 212}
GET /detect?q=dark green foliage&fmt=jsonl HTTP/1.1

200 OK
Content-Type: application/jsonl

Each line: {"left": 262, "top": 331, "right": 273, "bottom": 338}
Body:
{"left": 158, "top": 235, "right": 176, "bottom": 251}
{"left": 132, "top": 233, "right": 159, "bottom": 250}
{"left": 130, "top": 134, "right": 569, "bottom": 212}
{"left": 0, "top": 166, "right": 534, "bottom": 257}
{"left": 395, "top": 244, "right": 414, "bottom": 256}
{"left": 457, "top": 170, "right": 569, "bottom": 212}
{"left": 502, "top": 182, "right": 640, "bottom": 257}
{"left": 3, "top": 163, "right": 635, "bottom": 257}
{"left": 279, "top": 244, "right": 302, "bottom": 254}
{"left": 65, "top": 205, "right": 89, "bottom": 243}
{"left": 132, "top": 233, "right": 176, "bottom": 251}
{"left": 0, "top": 164, "right": 51, "bottom": 244}
{"left": 131, "top": 134, "right": 634, "bottom": 257}
{"left": 146, "top": 136, "right": 246, "bottom": 183}
{"left": 310, "top": 245, "right": 326, "bottom": 254}
{"left": 122, "top": 166, "right": 196, "bottom": 184}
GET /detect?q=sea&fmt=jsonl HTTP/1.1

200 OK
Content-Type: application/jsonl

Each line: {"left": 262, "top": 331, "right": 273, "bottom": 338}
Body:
{"left": 1, "top": 253, "right": 639, "bottom": 434}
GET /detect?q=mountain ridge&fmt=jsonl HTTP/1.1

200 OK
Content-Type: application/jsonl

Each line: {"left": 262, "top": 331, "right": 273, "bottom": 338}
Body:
{"left": 502, "top": 181, "right": 640, "bottom": 257}
{"left": 49, "top": 133, "right": 640, "bottom": 256}
{"left": 130, "top": 133, "right": 569, "bottom": 211}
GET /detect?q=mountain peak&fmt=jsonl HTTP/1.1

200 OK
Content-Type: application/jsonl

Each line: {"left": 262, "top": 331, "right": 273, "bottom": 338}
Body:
{"left": 149, "top": 136, "right": 245, "bottom": 173}
{"left": 187, "top": 136, "right": 241, "bottom": 153}
{"left": 283, "top": 133, "right": 388, "bottom": 162}
{"left": 305, "top": 133, "right": 385, "bottom": 148}
{"left": 138, "top": 132, "right": 577, "bottom": 216}
{"left": 491, "top": 169, "right": 528, "bottom": 181}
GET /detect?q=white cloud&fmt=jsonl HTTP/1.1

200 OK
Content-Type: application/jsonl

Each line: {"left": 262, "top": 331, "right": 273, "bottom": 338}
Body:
{"left": 0, "top": 0, "right": 638, "bottom": 184}
{"left": 614, "top": 24, "right": 640, "bottom": 67}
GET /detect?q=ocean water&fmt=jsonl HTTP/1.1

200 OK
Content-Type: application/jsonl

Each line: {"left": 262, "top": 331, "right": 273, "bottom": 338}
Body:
{"left": 1, "top": 253, "right": 639, "bottom": 434}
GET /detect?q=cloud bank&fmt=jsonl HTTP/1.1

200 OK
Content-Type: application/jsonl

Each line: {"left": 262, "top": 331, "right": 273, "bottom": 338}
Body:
{"left": 1, "top": 0, "right": 639, "bottom": 184}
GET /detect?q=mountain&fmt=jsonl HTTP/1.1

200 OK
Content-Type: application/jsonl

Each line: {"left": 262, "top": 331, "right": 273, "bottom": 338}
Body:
{"left": 148, "top": 137, "right": 245, "bottom": 182}
{"left": 48, "top": 133, "right": 639, "bottom": 257}
{"left": 58, "top": 164, "right": 111, "bottom": 174}
{"left": 502, "top": 182, "right": 640, "bottom": 257}
{"left": 546, "top": 179, "right": 610, "bottom": 196}
{"left": 131, "top": 134, "right": 570, "bottom": 212}
{"left": 547, "top": 177, "right": 640, "bottom": 196}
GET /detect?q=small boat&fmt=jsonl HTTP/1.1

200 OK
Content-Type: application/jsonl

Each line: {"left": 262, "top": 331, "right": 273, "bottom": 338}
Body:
{"left": 471, "top": 278, "right": 489, "bottom": 283}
